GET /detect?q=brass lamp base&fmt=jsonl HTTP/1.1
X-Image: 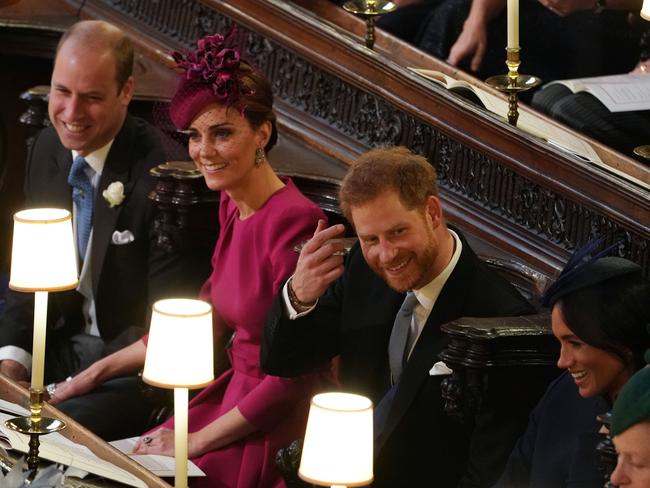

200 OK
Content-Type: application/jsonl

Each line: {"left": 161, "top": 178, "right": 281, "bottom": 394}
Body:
{"left": 633, "top": 145, "right": 650, "bottom": 159}
{"left": 5, "top": 388, "right": 66, "bottom": 472}
{"left": 342, "top": 1, "right": 397, "bottom": 50}
{"left": 485, "top": 47, "right": 542, "bottom": 126}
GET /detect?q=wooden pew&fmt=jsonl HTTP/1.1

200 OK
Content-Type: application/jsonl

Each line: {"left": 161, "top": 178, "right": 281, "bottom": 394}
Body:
{"left": 0, "top": 374, "right": 170, "bottom": 487}
{"left": 0, "top": 4, "right": 634, "bottom": 483}
{"left": 1, "top": 0, "right": 648, "bottom": 283}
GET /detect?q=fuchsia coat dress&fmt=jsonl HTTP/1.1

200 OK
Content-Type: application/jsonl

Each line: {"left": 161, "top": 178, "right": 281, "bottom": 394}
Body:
{"left": 152, "top": 179, "right": 325, "bottom": 488}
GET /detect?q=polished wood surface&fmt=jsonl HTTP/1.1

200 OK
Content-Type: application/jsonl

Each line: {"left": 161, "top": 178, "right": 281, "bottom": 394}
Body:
{"left": 0, "top": 374, "right": 170, "bottom": 487}
{"left": 0, "top": 0, "right": 648, "bottom": 281}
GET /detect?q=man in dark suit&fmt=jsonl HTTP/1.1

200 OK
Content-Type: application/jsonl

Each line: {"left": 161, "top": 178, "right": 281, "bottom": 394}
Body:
{"left": 262, "top": 146, "right": 537, "bottom": 487}
{"left": 0, "top": 20, "right": 192, "bottom": 439}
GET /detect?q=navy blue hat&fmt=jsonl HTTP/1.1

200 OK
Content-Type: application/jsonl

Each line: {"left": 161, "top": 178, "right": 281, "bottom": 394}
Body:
{"left": 541, "top": 239, "right": 640, "bottom": 308}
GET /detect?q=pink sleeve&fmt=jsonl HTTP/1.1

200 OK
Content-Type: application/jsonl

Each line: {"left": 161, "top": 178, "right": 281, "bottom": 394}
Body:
{"left": 269, "top": 205, "right": 326, "bottom": 293}
{"left": 238, "top": 373, "right": 321, "bottom": 432}
{"left": 236, "top": 201, "right": 327, "bottom": 431}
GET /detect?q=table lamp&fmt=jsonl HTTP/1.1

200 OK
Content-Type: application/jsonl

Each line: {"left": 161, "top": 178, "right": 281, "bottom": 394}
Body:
{"left": 642, "top": 0, "right": 650, "bottom": 19}
{"left": 6, "top": 208, "right": 79, "bottom": 471}
{"left": 299, "top": 392, "right": 374, "bottom": 488}
{"left": 142, "top": 298, "right": 214, "bottom": 488}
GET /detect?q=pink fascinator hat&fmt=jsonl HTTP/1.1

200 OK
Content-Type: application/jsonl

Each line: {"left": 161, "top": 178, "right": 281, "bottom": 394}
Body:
{"left": 169, "top": 31, "right": 253, "bottom": 130}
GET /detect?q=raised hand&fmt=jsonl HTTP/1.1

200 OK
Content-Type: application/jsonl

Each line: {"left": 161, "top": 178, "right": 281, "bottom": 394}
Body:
{"left": 290, "top": 220, "right": 346, "bottom": 306}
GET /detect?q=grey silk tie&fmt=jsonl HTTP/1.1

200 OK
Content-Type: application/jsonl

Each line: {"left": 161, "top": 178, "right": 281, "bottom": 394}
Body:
{"left": 388, "top": 291, "right": 419, "bottom": 384}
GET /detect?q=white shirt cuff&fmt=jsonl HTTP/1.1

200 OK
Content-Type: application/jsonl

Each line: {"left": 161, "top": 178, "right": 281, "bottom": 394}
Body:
{"left": 282, "top": 278, "right": 318, "bottom": 319}
{"left": 0, "top": 346, "right": 32, "bottom": 373}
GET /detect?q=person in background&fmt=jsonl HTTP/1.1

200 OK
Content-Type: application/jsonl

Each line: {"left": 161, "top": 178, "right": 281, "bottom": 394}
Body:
{"left": 53, "top": 31, "right": 327, "bottom": 488}
{"left": 0, "top": 20, "right": 196, "bottom": 440}
{"left": 494, "top": 249, "right": 650, "bottom": 487}
{"left": 609, "top": 351, "right": 650, "bottom": 487}
{"left": 263, "top": 146, "right": 540, "bottom": 487}
{"left": 531, "top": 55, "right": 650, "bottom": 160}
{"left": 370, "top": 0, "right": 642, "bottom": 84}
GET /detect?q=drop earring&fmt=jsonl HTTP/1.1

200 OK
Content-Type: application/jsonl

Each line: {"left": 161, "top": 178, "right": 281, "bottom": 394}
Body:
{"left": 255, "top": 148, "right": 265, "bottom": 167}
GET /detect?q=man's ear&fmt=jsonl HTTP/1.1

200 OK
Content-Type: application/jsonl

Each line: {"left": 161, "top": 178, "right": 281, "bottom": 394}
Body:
{"left": 119, "top": 76, "right": 134, "bottom": 106}
{"left": 425, "top": 195, "right": 443, "bottom": 228}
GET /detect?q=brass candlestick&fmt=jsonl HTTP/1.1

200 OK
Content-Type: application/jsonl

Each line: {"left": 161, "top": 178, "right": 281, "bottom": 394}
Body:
{"left": 633, "top": 145, "right": 650, "bottom": 159}
{"left": 342, "top": 0, "right": 397, "bottom": 50}
{"left": 5, "top": 388, "right": 65, "bottom": 472}
{"left": 486, "top": 47, "right": 542, "bottom": 126}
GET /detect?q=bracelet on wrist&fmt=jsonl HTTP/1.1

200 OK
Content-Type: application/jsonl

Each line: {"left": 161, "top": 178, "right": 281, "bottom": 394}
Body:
{"left": 288, "top": 278, "right": 315, "bottom": 311}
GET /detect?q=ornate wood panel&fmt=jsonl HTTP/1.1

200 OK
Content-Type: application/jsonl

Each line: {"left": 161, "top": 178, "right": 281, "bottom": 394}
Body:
{"left": 68, "top": 0, "right": 650, "bottom": 278}
{"left": 2, "top": 0, "right": 648, "bottom": 278}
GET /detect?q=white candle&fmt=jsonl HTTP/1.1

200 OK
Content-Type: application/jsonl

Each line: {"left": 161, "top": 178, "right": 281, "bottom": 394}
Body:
{"left": 31, "top": 291, "right": 49, "bottom": 390}
{"left": 174, "top": 387, "right": 189, "bottom": 488}
{"left": 507, "top": 0, "right": 519, "bottom": 49}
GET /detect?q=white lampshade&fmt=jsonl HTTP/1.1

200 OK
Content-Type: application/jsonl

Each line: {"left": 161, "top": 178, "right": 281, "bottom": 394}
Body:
{"left": 299, "top": 392, "right": 374, "bottom": 487}
{"left": 9, "top": 208, "right": 78, "bottom": 292}
{"left": 642, "top": 0, "right": 650, "bottom": 20}
{"left": 143, "top": 299, "right": 214, "bottom": 389}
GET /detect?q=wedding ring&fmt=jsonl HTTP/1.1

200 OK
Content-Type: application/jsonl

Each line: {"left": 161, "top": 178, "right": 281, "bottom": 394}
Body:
{"left": 142, "top": 436, "right": 152, "bottom": 445}
{"left": 46, "top": 382, "right": 57, "bottom": 398}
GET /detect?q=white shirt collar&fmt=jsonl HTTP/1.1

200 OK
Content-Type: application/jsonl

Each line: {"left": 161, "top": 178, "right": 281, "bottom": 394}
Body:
{"left": 72, "top": 139, "right": 114, "bottom": 176}
{"left": 413, "top": 229, "right": 463, "bottom": 312}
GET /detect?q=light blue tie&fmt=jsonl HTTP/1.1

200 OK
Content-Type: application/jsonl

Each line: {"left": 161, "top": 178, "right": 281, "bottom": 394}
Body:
{"left": 67, "top": 155, "right": 94, "bottom": 260}
{"left": 387, "top": 291, "right": 419, "bottom": 384}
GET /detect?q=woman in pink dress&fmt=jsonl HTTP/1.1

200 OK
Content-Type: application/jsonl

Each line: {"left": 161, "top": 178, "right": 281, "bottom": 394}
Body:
{"left": 53, "top": 32, "right": 327, "bottom": 487}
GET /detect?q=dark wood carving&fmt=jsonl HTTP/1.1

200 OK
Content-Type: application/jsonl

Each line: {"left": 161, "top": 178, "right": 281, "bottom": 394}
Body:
{"left": 2, "top": 5, "right": 639, "bottom": 484}
{"left": 148, "top": 161, "right": 219, "bottom": 257}
{"left": 49, "top": 0, "right": 649, "bottom": 280}
{"left": 596, "top": 412, "right": 617, "bottom": 487}
{"left": 439, "top": 314, "right": 558, "bottom": 418}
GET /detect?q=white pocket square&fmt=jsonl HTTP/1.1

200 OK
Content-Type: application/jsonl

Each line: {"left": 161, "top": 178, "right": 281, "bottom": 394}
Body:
{"left": 429, "top": 361, "right": 453, "bottom": 376}
{"left": 111, "top": 230, "right": 134, "bottom": 245}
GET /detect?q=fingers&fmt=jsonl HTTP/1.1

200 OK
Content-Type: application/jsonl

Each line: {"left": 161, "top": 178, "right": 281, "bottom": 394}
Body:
{"left": 302, "top": 222, "right": 345, "bottom": 254}
{"left": 292, "top": 223, "right": 347, "bottom": 304}
{"left": 0, "top": 360, "right": 29, "bottom": 382}
{"left": 133, "top": 435, "right": 151, "bottom": 453}
{"left": 470, "top": 41, "right": 486, "bottom": 72}
{"left": 133, "top": 429, "right": 173, "bottom": 456}
{"left": 48, "top": 376, "right": 81, "bottom": 405}
{"left": 446, "top": 42, "right": 464, "bottom": 67}
{"left": 133, "top": 435, "right": 150, "bottom": 453}
{"left": 538, "top": 0, "right": 567, "bottom": 16}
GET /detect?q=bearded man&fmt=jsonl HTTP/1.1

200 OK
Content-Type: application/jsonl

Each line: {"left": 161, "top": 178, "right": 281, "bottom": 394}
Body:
{"left": 263, "top": 146, "right": 537, "bottom": 487}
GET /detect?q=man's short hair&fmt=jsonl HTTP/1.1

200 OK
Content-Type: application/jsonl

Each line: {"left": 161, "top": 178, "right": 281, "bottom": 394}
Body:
{"left": 339, "top": 146, "right": 439, "bottom": 222}
{"left": 57, "top": 21, "right": 134, "bottom": 93}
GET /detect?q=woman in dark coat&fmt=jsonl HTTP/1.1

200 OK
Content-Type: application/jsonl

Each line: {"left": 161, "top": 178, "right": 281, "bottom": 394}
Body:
{"left": 494, "top": 250, "right": 650, "bottom": 488}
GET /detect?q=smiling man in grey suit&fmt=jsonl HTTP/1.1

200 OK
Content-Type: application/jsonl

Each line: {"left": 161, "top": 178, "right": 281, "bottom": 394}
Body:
{"left": 0, "top": 20, "right": 191, "bottom": 439}
{"left": 263, "top": 146, "right": 539, "bottom": 487}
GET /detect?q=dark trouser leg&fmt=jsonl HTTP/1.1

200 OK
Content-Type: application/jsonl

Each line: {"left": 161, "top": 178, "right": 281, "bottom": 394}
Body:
{"left": 56, "top": 376, "right": 169, "bottom": 441}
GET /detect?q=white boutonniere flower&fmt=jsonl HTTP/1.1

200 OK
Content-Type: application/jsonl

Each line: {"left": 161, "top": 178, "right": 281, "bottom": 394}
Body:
{"left": 103, "top": 181, "right": 125, "bottom": 208}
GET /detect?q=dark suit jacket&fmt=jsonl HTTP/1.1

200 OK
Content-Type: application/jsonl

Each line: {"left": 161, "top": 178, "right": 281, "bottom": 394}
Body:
{"left": 0, "top": 115, "right": 198, "bottom": 375}
{"left": 494, "top": 371, "right": 608, "bottom": 488}
{"left": 262, "top": 232, "right": 536, "bottom": 487}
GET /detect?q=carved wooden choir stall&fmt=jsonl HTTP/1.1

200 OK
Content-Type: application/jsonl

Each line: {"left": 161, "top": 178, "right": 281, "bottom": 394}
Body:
{"left": 1, "top": 0, "right": 646, "bottom": 484}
